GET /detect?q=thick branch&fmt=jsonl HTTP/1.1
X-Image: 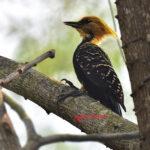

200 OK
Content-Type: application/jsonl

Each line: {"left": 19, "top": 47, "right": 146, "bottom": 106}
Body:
{"left": 0, "top": 56, "right": 139, "bottom": 150}
{"left": 3, "top": 92, "right": 139, "bottom": 149}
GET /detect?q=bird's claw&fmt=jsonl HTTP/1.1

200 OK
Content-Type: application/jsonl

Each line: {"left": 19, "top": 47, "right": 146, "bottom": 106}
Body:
{"left": 61, "top": 78, "right": 78, "bottom": 89}
{"left": 57, "top": 90, "right": 86, "bottom": 103}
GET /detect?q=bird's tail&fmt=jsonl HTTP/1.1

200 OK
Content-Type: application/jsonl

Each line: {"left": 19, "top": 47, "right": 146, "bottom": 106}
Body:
{"left": 104, "top": 95, "right": 122, "bottom": 116}
{"left": 114, "top": 103, "right": 122, "bottom": 116}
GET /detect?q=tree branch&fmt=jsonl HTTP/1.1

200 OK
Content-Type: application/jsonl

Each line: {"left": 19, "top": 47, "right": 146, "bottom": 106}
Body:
{"left": 0, "top": 55, "right": 140, "bottom": 150}
{"left": 0, "top": 50, "right": 55, "bottom": 86}
{"left": 3, "top": 93, "right": 39, "bottom": 141}
{"left": 37, "top": 132, "right": 139, "bottom": 148}
{"left": 0, "top": 91, "right": 21, "bottom": 150}
{"left": 3, "top": 92, "right": 139, "bottom": 150}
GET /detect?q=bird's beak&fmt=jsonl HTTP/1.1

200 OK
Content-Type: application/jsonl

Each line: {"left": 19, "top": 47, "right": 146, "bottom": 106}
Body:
{"left": 64, "top": 21, "right": 81, "bottom": 28}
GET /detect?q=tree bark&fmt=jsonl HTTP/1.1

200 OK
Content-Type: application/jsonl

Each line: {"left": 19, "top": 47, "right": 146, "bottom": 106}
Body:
{"left": 0, "top": 56, "right": 139, "bottom": 150}
{"left": 0, "top": 91, "right": 21, "bottom": 150}
{"left": 116, "top": 0, "right": 150, "bottom": 149}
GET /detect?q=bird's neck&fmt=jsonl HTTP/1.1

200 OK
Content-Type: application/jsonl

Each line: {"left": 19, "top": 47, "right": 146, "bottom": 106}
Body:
{"left": 82, "top": 33, "right": 102, "bottom": 45}
{"left": 82, "top": 34, "right": 93, "bottom": 43}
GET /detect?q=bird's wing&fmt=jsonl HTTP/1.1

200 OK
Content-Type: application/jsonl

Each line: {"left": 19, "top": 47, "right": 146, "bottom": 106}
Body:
{"left": 76, "top": 43, "right": 126, "bottom": 111}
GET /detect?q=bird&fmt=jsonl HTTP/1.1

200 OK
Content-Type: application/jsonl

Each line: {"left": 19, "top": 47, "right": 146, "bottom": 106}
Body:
{"left": 64, "top": 16, "right": 126, "bottom": 116}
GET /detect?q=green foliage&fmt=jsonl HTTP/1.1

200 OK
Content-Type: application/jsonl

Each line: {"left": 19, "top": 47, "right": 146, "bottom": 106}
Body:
{"left": 16, "top": 30, "right": 81, "bottom": 76}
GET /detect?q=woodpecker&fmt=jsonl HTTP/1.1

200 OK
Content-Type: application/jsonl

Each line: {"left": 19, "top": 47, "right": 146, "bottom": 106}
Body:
{"left": 64, "top": 16, "right": 126, "bottom": 116}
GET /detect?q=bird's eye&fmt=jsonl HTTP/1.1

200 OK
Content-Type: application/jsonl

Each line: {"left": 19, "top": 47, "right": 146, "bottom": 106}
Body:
{"left": 80, "top": 19, "right": 91, "bottom": 24}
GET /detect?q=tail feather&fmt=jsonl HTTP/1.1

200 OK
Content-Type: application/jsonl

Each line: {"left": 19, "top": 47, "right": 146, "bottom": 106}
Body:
{"left": 105, "top": 95, "right": 122, "bottom": 116}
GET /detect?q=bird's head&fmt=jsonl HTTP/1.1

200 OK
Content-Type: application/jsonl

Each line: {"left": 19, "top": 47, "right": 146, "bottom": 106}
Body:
{"left": 64, "top": 16, "right": 117, "bottom": 44}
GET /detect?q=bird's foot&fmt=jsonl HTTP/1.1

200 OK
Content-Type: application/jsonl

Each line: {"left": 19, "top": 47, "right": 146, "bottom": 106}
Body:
{"left": 57, "top": 89, "right": 86, "bottom": 103}
{"left": 57, "top": 78, "right": 87, "bottom": 103}
{"left": 61, "top": 78, "right": 78, "bottom": 90}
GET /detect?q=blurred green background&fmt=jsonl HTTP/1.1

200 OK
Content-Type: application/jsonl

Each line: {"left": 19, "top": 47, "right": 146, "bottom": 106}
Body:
{"left": 15, "top": 0, "right": 122, "bottom": 77}
{"left": 0, "top": 0, "right": 136, "bottom": 150}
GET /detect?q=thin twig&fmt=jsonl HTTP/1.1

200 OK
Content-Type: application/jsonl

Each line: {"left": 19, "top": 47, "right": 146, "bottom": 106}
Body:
{"left": 37, "top": 131, "right": 139, "bottom": 148}
{"left": 108, "top": 0, "right": 126, "bottom": 62}
{"left": 3, "top": 93, "right": 40, "bottom": 141}
{"left": 0, "top": 50, "right": 55, "bottom": 86}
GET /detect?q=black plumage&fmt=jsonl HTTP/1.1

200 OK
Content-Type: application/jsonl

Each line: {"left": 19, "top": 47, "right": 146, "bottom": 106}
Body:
{"left": 73, "top": 42, "right": 126, "bottom": 115}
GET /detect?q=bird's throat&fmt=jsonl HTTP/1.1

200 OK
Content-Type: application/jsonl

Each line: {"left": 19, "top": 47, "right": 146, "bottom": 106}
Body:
{"left": 89, "top": 34, "right": 109, "bottom": 45}
{"left": 82, "top": 33, "right": 106, "bottom": 45}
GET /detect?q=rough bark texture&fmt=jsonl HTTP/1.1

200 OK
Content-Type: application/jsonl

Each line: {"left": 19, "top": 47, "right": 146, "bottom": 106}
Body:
{"left": 0, "top": 56, "right": 139, "bottom": 150}
{"left": 116, "top": 0, "right": 150, "bottom": 149}
{"left": 0, "top": 91, "right": 21, "bottom": 150}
